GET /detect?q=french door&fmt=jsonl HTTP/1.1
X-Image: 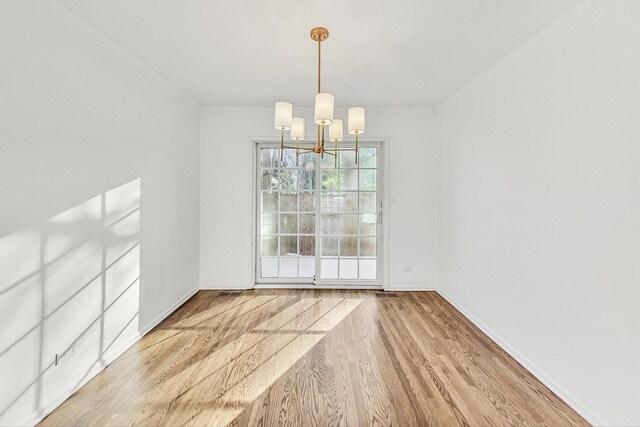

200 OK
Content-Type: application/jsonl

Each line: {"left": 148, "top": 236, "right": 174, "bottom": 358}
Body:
{"left": 255, "top": 141, "right": 383, "bottom": 287}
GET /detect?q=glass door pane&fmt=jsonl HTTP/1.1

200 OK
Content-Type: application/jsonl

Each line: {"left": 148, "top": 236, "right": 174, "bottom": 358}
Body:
{"left": 319, "top": 147, "right": 378, "bottom": 281}
{"left": 258, "top": 147, "right": 316, "bottom": 281}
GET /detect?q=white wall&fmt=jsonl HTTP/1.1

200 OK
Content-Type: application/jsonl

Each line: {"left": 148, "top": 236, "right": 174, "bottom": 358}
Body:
{"left": 0, "top": 2, "right": 200, "bottom": 425}
{"left": 436, "top": 2, "right": 640, "bottom": 425}
{"left": 200, "top": 107, "right": 437, "bottom": 290}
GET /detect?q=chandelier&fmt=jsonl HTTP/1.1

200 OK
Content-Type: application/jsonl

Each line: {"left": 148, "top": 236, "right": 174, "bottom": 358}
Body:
{"left": 273, "top": 27, "right": 366, "bottom": 167}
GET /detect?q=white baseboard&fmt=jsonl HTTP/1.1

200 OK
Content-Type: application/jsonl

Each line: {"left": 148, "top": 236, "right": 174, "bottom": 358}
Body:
{"left": 436, "top": 288, "right": 604, "bottom": 427}
{"left": 200, "top": 284, "right": 435, "bottom": 291}
{"left": 254, "top": 283, "right": 382, "bottom": 290}
{"left": 25, "top": 285, "right": 199, "bottom": 427}
{"left": 386, "top": 286, "right": 437, "bottom": 292}
{"left": 139, "top": 286, "right": 199, "bottom": 336}
{"left": 199, "top": 283, "right": 251, "bottom": 290}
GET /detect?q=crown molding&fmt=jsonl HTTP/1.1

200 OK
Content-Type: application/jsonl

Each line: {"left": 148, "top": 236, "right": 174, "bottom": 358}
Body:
{"left": 36, "top": 0, "right": 202, "bottom": 112}
{"left": 367, "top": 107, "right": 435, "bottom": 115}
{"left": 435, "top": 0, "right": 605, "bottom": 111}
{"left": 201, "top": 106, "right": 272, "bottom": 113}
{"left": 201, "top": 106, "right": 435, "bottom": 115}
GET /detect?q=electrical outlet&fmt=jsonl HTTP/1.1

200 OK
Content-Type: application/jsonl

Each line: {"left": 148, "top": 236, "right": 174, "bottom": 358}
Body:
{"left": 54, "top": 343, "right": 77, "bottom": 366}
{"left": 403, "top": 266, "right": 412, "bottom": 272}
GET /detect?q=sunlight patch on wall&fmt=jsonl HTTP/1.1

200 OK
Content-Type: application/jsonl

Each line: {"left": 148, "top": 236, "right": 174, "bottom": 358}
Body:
{"left": 0, "top": 178, "right": 142, "bottom": 426}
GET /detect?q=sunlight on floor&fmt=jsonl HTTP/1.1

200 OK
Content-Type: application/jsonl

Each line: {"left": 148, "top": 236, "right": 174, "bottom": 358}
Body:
{"left": 147, "top": 295, "right": 363, "bottom": 426}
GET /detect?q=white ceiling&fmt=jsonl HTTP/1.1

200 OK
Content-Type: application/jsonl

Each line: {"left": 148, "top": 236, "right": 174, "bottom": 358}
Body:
{"left": 56, "top": 0, "right": 579, "bottom": 108}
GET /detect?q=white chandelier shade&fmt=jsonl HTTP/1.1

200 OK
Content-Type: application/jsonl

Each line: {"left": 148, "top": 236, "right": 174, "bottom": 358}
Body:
{"left": 329, "top": 119, "right": 343, "bottom": 142}
{"left": 314, "top": 93, "right": 334, "bottom": 125}
{"left": 274, "top": 101, "right": 293, "bottom": 130}
{"left": 348, "top": 107, "right": 365, "bottom": 134}
{"left": 290, "top": 117, "right": 305, "bottom": 141}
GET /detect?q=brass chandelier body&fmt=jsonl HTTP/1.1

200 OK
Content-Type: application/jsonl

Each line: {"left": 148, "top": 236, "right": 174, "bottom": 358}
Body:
{"left": 274, "top": 27, "right": 366, "bottom": 167}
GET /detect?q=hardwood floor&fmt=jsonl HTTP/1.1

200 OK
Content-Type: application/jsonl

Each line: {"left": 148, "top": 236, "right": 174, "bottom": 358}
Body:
{"left": 39, "top": 290, "right": 589, "bottom": 426}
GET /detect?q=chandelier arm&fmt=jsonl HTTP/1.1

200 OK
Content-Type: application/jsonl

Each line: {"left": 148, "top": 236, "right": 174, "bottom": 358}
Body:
{"left": 280, "top": 128, "right": 284, "bottom": 161}
{"left": 321, "top": 125, "right": 325, "bottom": 159}
{"left": 355, "top": 133, "right": 359, "bottom": 164}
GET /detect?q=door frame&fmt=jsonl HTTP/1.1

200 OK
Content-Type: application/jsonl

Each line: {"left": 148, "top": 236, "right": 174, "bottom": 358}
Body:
{"left": 250, "top": 136, "right": 390, "bottom": 290}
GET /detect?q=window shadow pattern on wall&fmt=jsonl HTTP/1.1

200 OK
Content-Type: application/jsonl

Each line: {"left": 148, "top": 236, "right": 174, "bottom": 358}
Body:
{"left": 0, "top": 178, "right": 141, "bottom": 425}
